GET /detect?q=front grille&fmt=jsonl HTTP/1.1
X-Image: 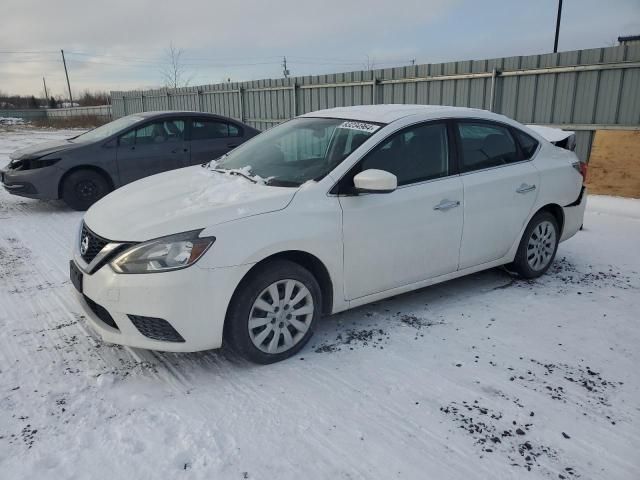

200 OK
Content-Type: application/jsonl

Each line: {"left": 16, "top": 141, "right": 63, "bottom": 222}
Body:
{"left": 84, "top": 296, "right": 119, "bottom": 330}
{"left": 128, "top": 315, "right": 185, "bottom": 343}
{"left": 80, "top": 223, "right": 109, "bottom": 263}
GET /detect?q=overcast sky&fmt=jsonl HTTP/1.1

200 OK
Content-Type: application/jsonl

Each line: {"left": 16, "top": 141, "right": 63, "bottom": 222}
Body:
{"left": 2, "top": 0, "right": 639, "bottom": 97}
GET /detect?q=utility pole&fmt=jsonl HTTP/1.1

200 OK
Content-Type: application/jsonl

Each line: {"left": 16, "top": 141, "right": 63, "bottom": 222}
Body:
{"left": 553, "top": 0, "right": 563, "bottom": 53}
{"left": 42, "top": 77, "right": 48, "bottom": 101}
{"left": 282, "top": 56, "right": 290, "bottom": 78}
{"left": 60, "top": 49, "right": 73, "bottom": 106}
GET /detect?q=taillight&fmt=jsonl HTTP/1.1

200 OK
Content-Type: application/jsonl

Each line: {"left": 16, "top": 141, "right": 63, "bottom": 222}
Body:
{"left": 572, "top": 161, "right": 588, "bottom": 183}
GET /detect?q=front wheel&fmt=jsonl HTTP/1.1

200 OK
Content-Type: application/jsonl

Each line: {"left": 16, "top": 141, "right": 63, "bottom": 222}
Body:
{"left": 224, "top": 260, "right": 322, "bottom": 364}
{"left": 61, "top": 169, "right": 111, "bottom": 211}
{"left": 510, "top": 211, "right": 560, "bottom": 279}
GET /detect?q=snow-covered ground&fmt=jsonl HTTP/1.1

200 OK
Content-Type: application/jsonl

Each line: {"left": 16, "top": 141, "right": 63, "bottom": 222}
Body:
{"left": 1, "top": 127, "right": 639, "bottom": 480}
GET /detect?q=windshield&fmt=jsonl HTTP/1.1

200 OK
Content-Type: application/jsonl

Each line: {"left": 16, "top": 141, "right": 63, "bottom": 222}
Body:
{"left": 72, "top": 115, "right": 144, "bottom": 143}
{"left": 215, "top": 117, "right": 382, "bottom": 186}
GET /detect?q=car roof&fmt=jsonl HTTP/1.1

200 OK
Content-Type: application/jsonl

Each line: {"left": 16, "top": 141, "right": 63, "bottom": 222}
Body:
{"left": 133, "top": 111, "right": 236, "bottom": 120}
{"left": 300, "top": 104, "right": 510, "bottom": 124}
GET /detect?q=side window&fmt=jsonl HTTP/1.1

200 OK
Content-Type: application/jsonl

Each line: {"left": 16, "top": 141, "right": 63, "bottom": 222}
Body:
{"left": 191, "top": 120, "right": 236, "bottom": 140}
{"left": 119, "top": 129, "right": 135, "bottom": 146}
{"left": 121, "top": 119, "right": 184, "bottom": 146}
{"left": 457, "top": 122, "right": 520, "bottom": 172}
{"left": 228, "top": 123, "right": 240, "bottom": 137}
{"left": 514, "top": 129, "right": 539, "bottom": 159}
{"left": 359, "top": 122, "right": 449, "bottom": 186}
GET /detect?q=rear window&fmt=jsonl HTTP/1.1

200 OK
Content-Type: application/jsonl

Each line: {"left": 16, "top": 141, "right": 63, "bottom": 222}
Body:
{"left": 457, "top": 122, "right": 521, "bottom": 172}
{"left": 514, "top": 129, "right": 539, "bottom": 159}
{"left": 191, "top": 120, "right": 241, "bottom": 140}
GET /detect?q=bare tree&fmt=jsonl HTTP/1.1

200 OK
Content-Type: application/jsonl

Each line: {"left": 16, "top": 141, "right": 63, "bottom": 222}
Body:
{"left": 160, "top": 42, "right": 192, "bottom": 89}
{"left": 605, "top": 37, "right": 620, "bottom": 48}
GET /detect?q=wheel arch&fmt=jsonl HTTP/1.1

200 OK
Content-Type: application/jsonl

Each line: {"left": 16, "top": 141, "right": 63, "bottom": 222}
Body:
{"left": 58, "top": 165, "right": 115, "bottom": 198}
{"left": 230, "top": 250, "right": 334, "bottom": 317}
{"left": 536, "top": 203, "right": 565, "bottom": 235}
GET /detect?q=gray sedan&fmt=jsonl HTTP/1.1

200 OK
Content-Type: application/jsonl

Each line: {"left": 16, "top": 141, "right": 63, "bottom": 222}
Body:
{"left": 0, "top": 111, "right": 259, "bottom": 210}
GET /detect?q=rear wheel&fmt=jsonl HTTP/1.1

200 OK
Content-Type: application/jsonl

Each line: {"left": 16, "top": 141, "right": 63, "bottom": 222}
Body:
{"left": 61, "top": 169, "right": 111, "bottom": 211}
{"left": 225, "top": 260, "right": 321, "bottom": 364}
{"left": 510, "top": 211, "right": 559, "bottom": 279}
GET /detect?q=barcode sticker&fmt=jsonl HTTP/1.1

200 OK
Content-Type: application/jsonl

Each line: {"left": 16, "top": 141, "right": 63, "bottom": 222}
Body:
{"left": 338, "top": 121, "right": 380, "bottom": 133}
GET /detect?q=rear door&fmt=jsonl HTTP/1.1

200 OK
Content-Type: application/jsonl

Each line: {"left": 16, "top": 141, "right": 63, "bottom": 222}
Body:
{"left": 456, "top": 120, "right": 539, "bottom": 269}
{"left": 338, "top": 121, "right": 463, "bottom": 300}
{"left": 116, "top": 118, "right": 189, "bottom": 185}
{"left": 188, "top": 118, "right": 244, "bottom": 165}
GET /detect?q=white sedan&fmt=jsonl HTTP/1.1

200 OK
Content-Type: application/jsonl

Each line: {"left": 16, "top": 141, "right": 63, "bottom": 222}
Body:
{"left": 70, "top": 105, "right": 587, "bottom": 363}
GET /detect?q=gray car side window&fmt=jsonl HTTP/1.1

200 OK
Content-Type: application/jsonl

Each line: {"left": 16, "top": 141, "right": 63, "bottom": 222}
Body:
{"left": 119, "top": 129, "right": 135, "bottom": 146}
{"left": 119, "top": 120, "right": 185, "bottom": 146}
{"left": 191, "top": 120, "right": 240, "bottom": 140}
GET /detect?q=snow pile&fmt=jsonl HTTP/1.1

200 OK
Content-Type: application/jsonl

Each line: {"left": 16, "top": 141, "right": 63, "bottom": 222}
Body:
{"left": 185, "top": 168, "right": 266, "bottom": 207}
{"left": 0, "top": 117, "right": 27, "bottom": 126}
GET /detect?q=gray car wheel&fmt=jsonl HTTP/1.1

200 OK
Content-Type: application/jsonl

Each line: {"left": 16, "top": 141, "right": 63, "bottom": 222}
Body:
{"left": 61, "top": 169, "right": 111, "bottom": 211}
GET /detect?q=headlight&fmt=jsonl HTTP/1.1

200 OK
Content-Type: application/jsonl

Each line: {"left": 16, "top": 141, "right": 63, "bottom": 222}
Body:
{"left": 110, "top": 230, "right": 215, "bottom": 274}
{"left": 9, "top": 157, "right": 61, "bottom": 171}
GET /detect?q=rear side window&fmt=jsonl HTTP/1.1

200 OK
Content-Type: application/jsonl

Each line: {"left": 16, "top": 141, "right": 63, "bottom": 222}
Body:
{"left": 457, "top": 122, "right": 521, "bottom": 173}
{"left": 119, "top": 119, "right": 185, "bottom": 146}
{"left": 514, "top": 129, "right": 539, "bottom": 159}
{"left": 191, "top": 120, "right": 241, "bottom": 140}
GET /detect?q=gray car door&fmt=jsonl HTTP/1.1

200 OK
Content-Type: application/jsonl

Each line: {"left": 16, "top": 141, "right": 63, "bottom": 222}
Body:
{"left": 188, "top": 118, "right": 243, "bottom": 165}
{"left": 116, "top": 118, "right": 190, "bottom": 185}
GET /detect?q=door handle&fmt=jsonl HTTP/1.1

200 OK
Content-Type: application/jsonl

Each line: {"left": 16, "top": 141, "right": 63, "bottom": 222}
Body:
{"left": 516, "top": 183, "right": 536, "bottom": 194}
{"left": 433, "top": 199, "right": 461, "bottom": 211}
{"left": 227, "top": 143, "right": 239, "bottom": 149}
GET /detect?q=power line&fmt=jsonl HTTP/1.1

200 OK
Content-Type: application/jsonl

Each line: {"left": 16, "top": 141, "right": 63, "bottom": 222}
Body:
{"left": 0, "top": 50, "right": 59, "bottom": 54}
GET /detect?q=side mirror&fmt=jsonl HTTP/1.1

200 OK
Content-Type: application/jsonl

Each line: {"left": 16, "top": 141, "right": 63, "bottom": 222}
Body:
{"left": 353, "top": 169, "right": 397, "bottom": 194}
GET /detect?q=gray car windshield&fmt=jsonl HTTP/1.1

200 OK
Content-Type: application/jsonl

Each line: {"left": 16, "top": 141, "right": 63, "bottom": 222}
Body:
{"left": 215, "top": 117, "right": 381, "bottom": 186}
{"left": 72, "top": 115, "right": 144, "bottom": 143}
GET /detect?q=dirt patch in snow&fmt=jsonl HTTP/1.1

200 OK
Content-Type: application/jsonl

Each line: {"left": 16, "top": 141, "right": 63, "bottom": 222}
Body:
{"left": 497, "top": 257, "right": 637, "bottom": 294}
{"left": 0, "top": 237, "right": 31, "bottom": 280}
{"left": 313, "top": 314, "right": 444, "bottom": 353}
{"left": 508, "top": 359, "right": 623, "bottom": 421}
{"left": 441, "top": 401, "right": 579, "bottom": 477}
{"left": 313, "top": 328, "right": 390, "bottom": 353}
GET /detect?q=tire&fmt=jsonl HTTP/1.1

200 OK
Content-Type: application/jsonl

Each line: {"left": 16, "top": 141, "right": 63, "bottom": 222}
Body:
{"left": 61, "top": 169, "right": 111, "bottom": 211}
{"left": 510, "top": 211, "right": 560, "bottom": 279}
{"left": 225, "top": 260, "right": 322, "bottom": 364}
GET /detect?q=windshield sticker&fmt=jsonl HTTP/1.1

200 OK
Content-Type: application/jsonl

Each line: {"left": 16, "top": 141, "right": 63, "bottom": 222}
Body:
{"left": 338, "top": 121, "right": 380, "bottom": 133}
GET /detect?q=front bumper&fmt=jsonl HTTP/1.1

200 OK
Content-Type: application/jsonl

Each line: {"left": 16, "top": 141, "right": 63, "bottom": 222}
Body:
{"left": 72, "top": 254, "right": 253, "bottom": 352}
{"left": 1, "top": 166, "right": 62, "bottom": 199}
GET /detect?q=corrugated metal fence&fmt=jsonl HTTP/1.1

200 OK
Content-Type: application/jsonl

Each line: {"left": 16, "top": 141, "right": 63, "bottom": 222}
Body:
{"left": 46, "top": 105, "right": 112, "bottom": 118}
{"left": 0, "top": 105, "right": 112, "bottom": 120}
{"left": 111, "top": 45, "right": 640, "bottom": 162}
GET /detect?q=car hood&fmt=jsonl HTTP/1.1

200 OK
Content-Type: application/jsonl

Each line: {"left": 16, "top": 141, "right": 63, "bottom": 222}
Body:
{"left": 9, "top": 138, "right": 81, "bottom": 161}
{"left": 84, "top": 166, "right": 297, "bottom": 241}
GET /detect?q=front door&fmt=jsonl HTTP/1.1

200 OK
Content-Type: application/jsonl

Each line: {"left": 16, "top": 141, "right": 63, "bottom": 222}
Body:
{"left": 116, "top": 118, "right": 189, "bottom": 185}
{"left": 455, "top": 120, "right": 539, "bottom": 269}
{"left": 338, "top": 121, "right": 463, "bottom": 300}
